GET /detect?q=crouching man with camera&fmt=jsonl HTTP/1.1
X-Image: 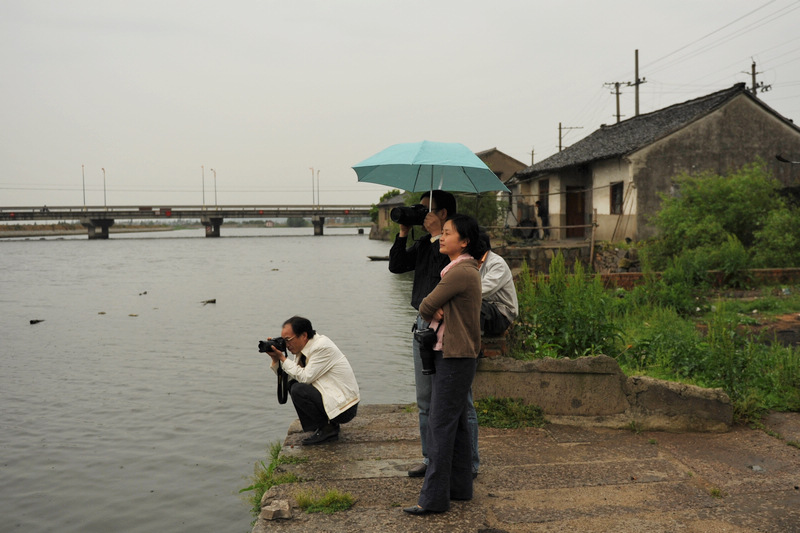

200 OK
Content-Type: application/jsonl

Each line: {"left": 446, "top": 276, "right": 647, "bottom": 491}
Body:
{"left": 263, "top": 316, "right": 360, "bottom": 445}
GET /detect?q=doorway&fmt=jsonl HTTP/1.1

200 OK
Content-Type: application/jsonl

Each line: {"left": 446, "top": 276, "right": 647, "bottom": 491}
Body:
{"left": 566, "top": 186, "right": 585, "bottom": 238}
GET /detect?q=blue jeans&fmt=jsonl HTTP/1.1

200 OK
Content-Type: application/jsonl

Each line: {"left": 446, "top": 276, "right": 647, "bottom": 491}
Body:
{"left": 413, "top": 314, "right": 480, "bottom": 473}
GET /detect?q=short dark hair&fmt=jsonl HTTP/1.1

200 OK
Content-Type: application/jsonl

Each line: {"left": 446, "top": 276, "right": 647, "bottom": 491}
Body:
{"left": 478, "top": 231, "right": 492, "bottom": 252}
{"left": 446, "top": 214, "right": 486, "bottom": 260}
{"left": 421, "top": 190, "right": 457, "bottom": 218}
{"left": 283, "top": 316, "right": 316, "bottom": 339}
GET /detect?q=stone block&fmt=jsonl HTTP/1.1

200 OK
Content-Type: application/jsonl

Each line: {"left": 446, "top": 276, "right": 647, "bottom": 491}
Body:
{"left": 626, "top": 376, "right": 732, "bottom": 432}
{"left": 258, "top": 499, "right": 292, "bottom": 520}
{"left": 474, "top": 355, "right": 629, "bottom": 416}
{"left": 473, "top": 355, "right": 732, "bottom": 432}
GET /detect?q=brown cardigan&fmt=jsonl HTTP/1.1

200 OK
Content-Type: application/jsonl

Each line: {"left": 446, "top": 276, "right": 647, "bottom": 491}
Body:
{"left": 419, "top": 256, "right": 481, "bottom": 359}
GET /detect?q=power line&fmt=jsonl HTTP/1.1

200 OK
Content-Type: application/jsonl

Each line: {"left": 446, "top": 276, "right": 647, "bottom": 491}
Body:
{"left": 646, "top": 1, "right": 800, "bottom": 77}
{"left": 643, "top": 0, "right": 781, "bottom": 71}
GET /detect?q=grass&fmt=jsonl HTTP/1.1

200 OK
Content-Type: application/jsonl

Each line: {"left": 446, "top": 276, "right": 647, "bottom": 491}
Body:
{"left": 475, "top": 397, "right": 547, "bottom": 429}
{"left": 294, "top": 488, "right": 355, "bottom": 514}
{"left": 239, "top": 441, "right": 304, "bottom": 519}
{"left": 708, "top": 487, "right": 725, "bottom": 498}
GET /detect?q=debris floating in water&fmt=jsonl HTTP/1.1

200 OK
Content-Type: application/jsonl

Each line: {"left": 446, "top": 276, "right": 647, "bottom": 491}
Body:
{"left": 29, "top": 319, "right": 44, "bottom": 325}
{"left": 202, "top": 299, "right": 216, "bottom": 305}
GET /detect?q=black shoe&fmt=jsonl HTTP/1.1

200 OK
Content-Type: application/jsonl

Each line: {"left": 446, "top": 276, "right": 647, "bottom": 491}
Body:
{"left": 403, "top": 505, "right": 439, "bottom": 516}
{"left": 302, "top": 423, "right": 339, "bottom": 445}
{"left": 407, "top": 463, "right": 427, "bottom": 477}
{"left": 473, "top": 471, "right": 478, "bottom": 479}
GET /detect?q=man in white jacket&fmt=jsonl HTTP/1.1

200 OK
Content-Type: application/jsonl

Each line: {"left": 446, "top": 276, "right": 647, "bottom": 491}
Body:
{"left": 267, "top": 316, "right": 360, "bottom": 445}
{"left": 478, "top": 233, "right": 519, "bottom": 336}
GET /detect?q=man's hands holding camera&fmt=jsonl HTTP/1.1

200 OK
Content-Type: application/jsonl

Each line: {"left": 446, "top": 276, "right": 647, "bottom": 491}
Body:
{"left": 258, "top": 337, "right": 286, "bottom": 364}
{"left": 399, "top": 210, "right": 443, "bottom": 238}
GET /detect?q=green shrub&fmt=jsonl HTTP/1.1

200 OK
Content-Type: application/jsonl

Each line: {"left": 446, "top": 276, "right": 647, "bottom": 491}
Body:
{"left": 751, "top": 205, "right": 800, "bottom": 268}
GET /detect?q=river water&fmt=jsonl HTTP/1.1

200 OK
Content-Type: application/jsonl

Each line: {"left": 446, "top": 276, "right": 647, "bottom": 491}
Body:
{"left": 0, "top": 226, "right": 418, "bottom": 532}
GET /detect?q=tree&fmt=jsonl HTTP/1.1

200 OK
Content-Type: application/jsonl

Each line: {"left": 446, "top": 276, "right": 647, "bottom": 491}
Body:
{"left": 644, "top": 161, "right": 782, "bottom": 271}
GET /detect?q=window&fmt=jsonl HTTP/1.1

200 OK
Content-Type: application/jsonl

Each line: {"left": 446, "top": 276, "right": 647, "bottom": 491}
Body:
{"left": 610, "top": 182, "right": 624, "bottom": 214}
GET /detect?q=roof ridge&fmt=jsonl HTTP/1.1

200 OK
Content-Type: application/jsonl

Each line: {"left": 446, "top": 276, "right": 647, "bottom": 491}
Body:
{"left": 516, "top": 83, "right": 752, "bottom": 178}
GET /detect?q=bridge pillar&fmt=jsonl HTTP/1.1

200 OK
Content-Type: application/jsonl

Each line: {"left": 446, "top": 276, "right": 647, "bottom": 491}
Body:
{"left": 81, "top": 218, "right": 115, "bottom": 239}
{"left": 312, "top": 215, "right": 325, "bottom": 236}
{"left": 201, "top": 216, "right": 224, "bottom": 237}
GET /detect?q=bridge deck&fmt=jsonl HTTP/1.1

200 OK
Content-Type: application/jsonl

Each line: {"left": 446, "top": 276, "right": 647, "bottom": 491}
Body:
{"left": 0, "top": 205, "right": 371, "bottom": 222}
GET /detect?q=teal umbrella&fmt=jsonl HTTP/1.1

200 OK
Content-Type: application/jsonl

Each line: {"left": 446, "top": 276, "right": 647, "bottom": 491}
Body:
{"left": 352, "top": 140, "right": 510, "bottom": 193}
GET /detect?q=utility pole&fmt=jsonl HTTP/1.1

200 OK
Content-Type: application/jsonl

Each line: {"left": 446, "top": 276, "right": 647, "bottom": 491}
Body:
{"left": 634, "top": 49, "right": 645, "bottom": 116}
{"left": 604, "top": 49, "right": 646, "bottom": 122}
{"left": 559, "top": 122, "right": 583, "bottom": 152}
{"left": 745, "top": 60, "right": 772, "bottom": 96}
{"left": 603, "top": 82, "right": 623, "bottom": 123}
{"left": 530, "top": 146, "right": 535, "bottom": 166}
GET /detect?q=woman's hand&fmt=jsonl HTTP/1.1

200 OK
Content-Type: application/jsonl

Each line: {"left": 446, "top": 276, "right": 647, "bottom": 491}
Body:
{"left": 433, "top": 308, "right": 444, "bottom": 322}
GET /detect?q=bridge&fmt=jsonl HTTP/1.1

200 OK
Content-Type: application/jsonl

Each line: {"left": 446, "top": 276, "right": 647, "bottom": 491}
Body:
{"left": 0, "top": 204, "right": 372, "bottom": 238}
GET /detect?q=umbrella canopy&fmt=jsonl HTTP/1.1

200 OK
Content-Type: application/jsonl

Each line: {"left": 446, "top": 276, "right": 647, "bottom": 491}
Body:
{"left": 353, "top": 140, "right": 510, "bottom": 193}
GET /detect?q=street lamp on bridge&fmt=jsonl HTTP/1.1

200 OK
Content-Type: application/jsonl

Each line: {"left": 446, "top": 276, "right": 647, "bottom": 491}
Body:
{"left": 210, "top": 168, "right": 217, "bottom": 208}
{"left": 101, "top": 167, "right": 107, "bottom": 210}
{"left": 82, "top": 164, "right": 86, "bottom": 211}
{"left": 309, "top": 167, "right": 315, "bottom": 205}
{"left": 201, "top": 165, "right": 206, "bottom": 209}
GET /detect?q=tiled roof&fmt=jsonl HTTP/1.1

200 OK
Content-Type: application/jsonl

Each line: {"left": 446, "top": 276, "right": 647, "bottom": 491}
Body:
{"left": 516, "top": 83, "right": 751, "bottom": 179}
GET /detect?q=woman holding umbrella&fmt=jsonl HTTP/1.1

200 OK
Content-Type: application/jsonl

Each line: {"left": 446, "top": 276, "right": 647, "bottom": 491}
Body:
{"left": 404, "top": 213, "right": 485, "bottom": 515}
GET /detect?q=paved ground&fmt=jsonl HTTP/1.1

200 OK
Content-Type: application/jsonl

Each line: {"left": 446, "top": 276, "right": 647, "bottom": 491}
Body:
{"left": 252, "top": 405, "right": 800, "bottom": 533}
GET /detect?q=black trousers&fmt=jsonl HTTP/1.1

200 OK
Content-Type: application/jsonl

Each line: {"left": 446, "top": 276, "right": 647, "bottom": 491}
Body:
{"left": 288, "top": 381, "right": 358, "bottom": 432}
{"left": 481, "top": 300, "right": 511, "bottom": 337}
{"left": 418, "top": 354, "right": 478, "bottom": 512}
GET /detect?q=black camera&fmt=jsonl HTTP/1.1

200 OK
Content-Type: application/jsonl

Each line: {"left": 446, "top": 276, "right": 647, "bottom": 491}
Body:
{"left": 414, "top": 327, "right": 438, "bottom": 375}
{"left": 258, "top": 337, "right": 286, "bottom": 353}
{"left": 391, "top": 204, "right": 428, "bottom": 226}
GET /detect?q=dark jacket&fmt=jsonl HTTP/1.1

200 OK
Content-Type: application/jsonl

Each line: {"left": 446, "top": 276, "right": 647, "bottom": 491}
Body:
{"left": 389, "top": 233, "right": 450, "bottom": 310}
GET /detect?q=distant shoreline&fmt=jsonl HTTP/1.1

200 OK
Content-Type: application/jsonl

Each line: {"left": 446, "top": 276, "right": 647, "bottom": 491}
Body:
{"left": 0, "top": 225, "right": 178, "bottom": 239}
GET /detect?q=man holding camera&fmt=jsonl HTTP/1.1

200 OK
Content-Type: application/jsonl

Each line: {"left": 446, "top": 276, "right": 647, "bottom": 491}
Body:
{"left": 389, "top": 190, "right": 480, "bottom": 479}
{"left": 265, "top": 316, "right": 360, "bottom": 445}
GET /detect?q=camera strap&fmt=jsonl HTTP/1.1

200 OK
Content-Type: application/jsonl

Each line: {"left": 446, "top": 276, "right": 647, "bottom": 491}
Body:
{"left": 276, "top": 354, "right": 289, "bottom": 404}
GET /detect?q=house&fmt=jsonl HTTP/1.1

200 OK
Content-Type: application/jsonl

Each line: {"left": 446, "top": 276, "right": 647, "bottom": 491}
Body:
{"left": 476, "top": 148, "right": 527, "bottom": 228}
{"left": 508, "top": 83, "right": 800, "bottom": 242}
{"left": 475, "top": 147, "right": 528, "bottom": 186}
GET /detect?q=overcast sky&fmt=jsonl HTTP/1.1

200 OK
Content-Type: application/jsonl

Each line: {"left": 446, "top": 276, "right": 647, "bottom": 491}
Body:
{"left": 1, "top": 1, "right": 798, "bottom": 207}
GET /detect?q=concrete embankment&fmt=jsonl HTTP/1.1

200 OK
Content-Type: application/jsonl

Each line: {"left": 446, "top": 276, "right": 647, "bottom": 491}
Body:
{"left": 253, "top": 405, "right": 800, "bottom": 532}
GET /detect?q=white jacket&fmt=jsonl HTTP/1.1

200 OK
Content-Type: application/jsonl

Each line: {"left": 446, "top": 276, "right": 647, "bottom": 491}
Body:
{"left": 480, "top": 251, "right": 519, "bottom": 323}
{"left": 271, "top": 334, "right": 360, "bottom": 420}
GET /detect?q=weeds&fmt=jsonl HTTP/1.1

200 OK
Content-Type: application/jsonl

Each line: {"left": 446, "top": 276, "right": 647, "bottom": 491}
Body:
{"left": 295, "top": 488, "right": 355, "bottom": 514}
{"left": 475, "top": 397, "right": 547, "bottom": 429}
{"left": 511, "top": 254, "right": 619, "bottom": 359}
{"left": 239, "top": 441, "right": 302, "bottom": 519}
